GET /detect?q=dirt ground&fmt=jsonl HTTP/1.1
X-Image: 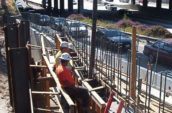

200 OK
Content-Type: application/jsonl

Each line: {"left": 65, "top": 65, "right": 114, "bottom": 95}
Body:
{"left": 0, "top": 28, "right": 13, "bottom": 113}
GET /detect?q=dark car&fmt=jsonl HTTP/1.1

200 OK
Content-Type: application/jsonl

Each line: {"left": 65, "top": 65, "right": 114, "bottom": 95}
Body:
{"left": 39, "top": 15, "right": 50, "bottom": 26}
{"left": 30, "top": 13, "right": 41, "bottom": 24}
{"left": 50, "top": 17, "right": 65, "bottom": 31}
{"left": 96, "top": 29, "right": 131, "bottom": 50}
{"left": 143, "top": 39, "right": 172, "bottom": 66}
{"left": 63, "top": 20, "right": 88, "bottom": 38}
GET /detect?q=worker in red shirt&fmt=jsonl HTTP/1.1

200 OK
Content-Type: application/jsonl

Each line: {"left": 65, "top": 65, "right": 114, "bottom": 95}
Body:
{"left": 56, "top": 53, "right": 90, "bottom": 113}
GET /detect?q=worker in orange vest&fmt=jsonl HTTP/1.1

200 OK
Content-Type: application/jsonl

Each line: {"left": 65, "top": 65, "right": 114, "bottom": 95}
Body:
{"left": 55, "top": 53, "right": 90, "bottom": 113}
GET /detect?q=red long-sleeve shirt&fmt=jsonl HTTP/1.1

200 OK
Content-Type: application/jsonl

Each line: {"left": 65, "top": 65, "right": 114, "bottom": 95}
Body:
{"left": 56, "top": 65, "right": 75, "bottom": 88}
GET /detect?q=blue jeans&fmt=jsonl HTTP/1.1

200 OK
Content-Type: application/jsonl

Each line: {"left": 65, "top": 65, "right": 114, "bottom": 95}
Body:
{"left": 63, "top": 86, "right": 89, "bottom": 107}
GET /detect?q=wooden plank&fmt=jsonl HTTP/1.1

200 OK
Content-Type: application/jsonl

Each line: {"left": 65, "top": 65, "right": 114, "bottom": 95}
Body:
{"left": 36, "top": 76, "right": 53, "bottom": 81}
{"left": 32, "top": 91, "right": 60, "bottom": 95}
{"left": 43, "top": 56, "right": 75, "bottom": 106}
{"left": 50, "top": 87, "right": 64, "bottom": 113}
{"left": 30, "top": 64, "right": 47, "bottom": 68}
{"left": 41, "top": 34, "right": 46, "bottom": 55}
{"left": 75, "top": 66, "right": 85, "bottom": 70}
{"left": 38, "top": 34, "right": 51, "bottom": 113}
{"left": 34, "top": 107, "right": 61, "bottom": 113}
{"left": 90, "top": 86, "right": 105, "bottom": 92}
{"left": 29, "top": 88, "right": 34, "bottom": 113}
{"left": 42, "top": 61, "right": 50, "bottom": 113}
{"left": 82, "top": 81, "right": 106, "bottom": 108}
{"left": 130, "top": 27, "right": 137, "bottom": 100}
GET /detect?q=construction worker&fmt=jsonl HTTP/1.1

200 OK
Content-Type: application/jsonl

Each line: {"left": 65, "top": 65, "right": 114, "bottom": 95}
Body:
{"left": 55, "top": 53, "right": 90, "bottom": 113}
{"left": 54, "top": 41, "right": 74, "bottom": 71}
{"left": 54, "top": 41, "right": 69, "bottom": 67}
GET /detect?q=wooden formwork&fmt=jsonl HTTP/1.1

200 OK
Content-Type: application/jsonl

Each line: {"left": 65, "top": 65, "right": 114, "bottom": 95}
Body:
{"left": 54, "top": 33, "right": 109, "bottom": 113}
{"left": 55, "top": 34, "right": 69, "bottom": 50}
{"left": 90, "top": 97, "right": 105, "bottom": 113}
{"left": 82, "top": 80, "right": 106, "bottom": 113}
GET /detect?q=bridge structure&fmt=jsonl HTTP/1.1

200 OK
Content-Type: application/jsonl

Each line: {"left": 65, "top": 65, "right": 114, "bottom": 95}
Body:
{"left": 41, "top": 0, "right": 84, "bottom": 13}
{"left": 40, "top": 0, "right": 172, "bottom": 12}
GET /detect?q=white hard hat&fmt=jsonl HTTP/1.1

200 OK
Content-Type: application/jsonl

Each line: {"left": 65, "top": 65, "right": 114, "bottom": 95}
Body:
{"left": 59, "top": 53, "right": 71, "bottom": 61}
{"left": 60, "top": 41, "right": 68, "bottom": 48}
{"left": 68, "top": 43, "right": 74, "bottom": 50}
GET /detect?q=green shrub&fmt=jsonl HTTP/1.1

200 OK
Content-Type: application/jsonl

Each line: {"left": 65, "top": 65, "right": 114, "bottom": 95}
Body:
{"left": 145, "top": 25, "right": 172, "bottom": 38}
{"left": 67, "top": 14, "right": 87, "bottom": 20}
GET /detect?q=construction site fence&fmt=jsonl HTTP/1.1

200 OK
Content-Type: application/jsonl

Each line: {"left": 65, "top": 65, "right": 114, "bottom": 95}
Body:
{"left": 4, "top": 13, "right": 172, "bottom": 113}
{"left": 26, "top": 14, "right": 172, "bottom": 113}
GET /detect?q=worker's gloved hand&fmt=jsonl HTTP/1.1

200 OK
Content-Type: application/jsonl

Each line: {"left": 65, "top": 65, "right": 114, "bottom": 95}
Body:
{"left": 77, "top": 78, "right": 82, "bottom": 85}
{"left": 53, "top": 64, "right": 56, "bottom": 72}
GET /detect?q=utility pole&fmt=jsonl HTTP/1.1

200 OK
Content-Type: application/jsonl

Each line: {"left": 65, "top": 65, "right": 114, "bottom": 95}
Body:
{"left": 130, "top": 27, "right": 137, "bottom": 100}
{"left": 89, "top": 0, "right": 97, "bottom": 78}
{"left": 42, "top": 0, "right": 46, "bottom": 9}
{"left": 47, "top": 0, "right": 52, "bottom": 11}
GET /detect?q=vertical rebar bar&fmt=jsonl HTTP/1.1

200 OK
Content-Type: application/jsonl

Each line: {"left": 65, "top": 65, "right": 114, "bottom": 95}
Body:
{"left": 158, "top": 72, "right": 163, "bottom": 113}
{"left": 89, "top": 0, "right": 97, "bottom": 78}
{"left": 162, "top": 72, "right": 167, "bottom": 113}
{"left": 148, "top": 64, "right": 153, "bottom": 113}
{"left": 145, "top": 63, "right": 150, "bottom": 112}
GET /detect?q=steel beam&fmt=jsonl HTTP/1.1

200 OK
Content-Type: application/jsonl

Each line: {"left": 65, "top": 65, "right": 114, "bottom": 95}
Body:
{"left": 47, "top": 0, "right": 52, "bottom": 11}
{"left": 18, "top": 21, "right": 30, "bottom": 47}
{"left": 9, "top": 48, "right": 31, "bottom": 113}
{"left": 169, "top": 0, "right": 172, "bottom": 10}
{"left": 60, "top": 0, "right": 64, "bottom": 14}
{"left": 156, "top": 0, "right": 162, "bottom": 9}
{"left": 4, "top": 24, "right": 19, "bottom": 47}
{"left": 78, "top": 0, "right": 83, "bottom": 13}
{"left": 42, "top": 0, "right": 46, "bottom": 8}
{"left": 68, "top": 0, "right": 73, "bottom": 13}
{"left": 54, "top": 0, "right": 58, "bottom": 12}
{"left": 143, "top": 0, "right": 148, "bottom": 7}
{"left": 4, "top": 24, "right": 19, "bottom": 107}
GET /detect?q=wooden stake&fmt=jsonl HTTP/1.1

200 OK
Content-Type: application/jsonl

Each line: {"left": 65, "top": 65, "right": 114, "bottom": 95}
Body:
{"left": 130, "top": 26, "right": 137, "bottom": 100}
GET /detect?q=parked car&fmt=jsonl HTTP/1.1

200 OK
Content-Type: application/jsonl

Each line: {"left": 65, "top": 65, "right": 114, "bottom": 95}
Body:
{"left": 39, "top": 15, "right": 50, "bottom": 26}
{"left": 96, "top": 29, "right": 131, "bottom": 50}
{"left": 143, "top": 39, "right": 172, "bottom": 66}
{"left": 30, "top": 13, "right": 41, "bottom": 24}
{"left": 119, "top": 0, "right": 129, "bottom": 3}
{"left": 63, "top": 20, "right": 88, "bottom": 38}
{"left": 50, "top": 17, "right": 65, "bottom": 31}
{"left": 105, "top": 4, "right": 117, "bottom": 11}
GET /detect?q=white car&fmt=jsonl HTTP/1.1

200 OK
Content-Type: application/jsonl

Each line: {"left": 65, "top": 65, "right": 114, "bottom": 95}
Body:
{"left": 105, "top": 4, "right": 117, "bottom": 11}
